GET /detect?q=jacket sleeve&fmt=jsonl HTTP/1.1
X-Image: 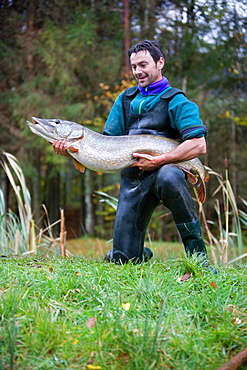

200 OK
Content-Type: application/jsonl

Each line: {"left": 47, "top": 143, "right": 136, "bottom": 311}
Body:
{"left": 103, "top": 92, "right": 126, "bottom": 136}
{"left": 168, "top": 94, "right": 208, "bottom": 140}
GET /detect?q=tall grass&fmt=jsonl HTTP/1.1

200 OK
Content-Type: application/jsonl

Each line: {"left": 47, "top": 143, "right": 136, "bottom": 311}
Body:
{"left": 0, "top": 256, "right": 246, "bottom": 370}
{"left": 0, "top": 150, "right": 34, "bottom": 254}
{"left": 0, "top": 150, "right": 66, "bottom": 256}
{"left": 199, "top": 167, "right": 247, "bottom": 265}
{"left": 0, "top": 190, "right": 26, "bottom": 254}
{"left": 0, "top": 151, "right": 33, "bottom": 239}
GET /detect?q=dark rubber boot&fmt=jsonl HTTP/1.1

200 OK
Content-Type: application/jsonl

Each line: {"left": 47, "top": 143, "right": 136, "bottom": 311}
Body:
{"left": 105, "top": 247, "right": 153, "bottom": 264}
{"left": 176, "top": 220, "right": 207, "bottom": 258}
{"left": 143, "top": 247, "right": 153, "bottom": 262}
{"left": 176, "top": 220, "right": 218, "bottom": 273}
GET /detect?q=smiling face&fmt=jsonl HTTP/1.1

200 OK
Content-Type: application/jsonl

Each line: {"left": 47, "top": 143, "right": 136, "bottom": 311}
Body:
{"left": 130, "top": 50, "right": 164, "bottom": 88}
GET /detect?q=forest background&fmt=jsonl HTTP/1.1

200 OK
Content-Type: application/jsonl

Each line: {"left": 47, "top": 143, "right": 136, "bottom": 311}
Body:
{"left": 0, "top": 0, "right": 246, "bottom": 243}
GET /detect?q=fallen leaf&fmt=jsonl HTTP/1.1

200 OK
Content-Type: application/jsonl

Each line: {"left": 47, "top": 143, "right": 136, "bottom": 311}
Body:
{"left": 180, "top": 273, "right": 191, "bottom": 282}
{"left": 117, "top": 351, "right": 129, "bottom": 363}
{"left": 86, "top": 365, "right": 101, "bottom": 370}
{"left": 226, "top": 304, "right": 236, "bottom": 313}
{"left": 122, "top": 303, "right": 130, "bottom": 311}
{"left": 210, "top": 281, "right": 217, "bottom": 289}
{"left": 232, "top": 318, "right": 242, "bottom": 325}
{"left": 85, "top": 317, "right": 96, "bottom": 329}
{"left": 87, "top": 351, "right": 97, "bottom": 365}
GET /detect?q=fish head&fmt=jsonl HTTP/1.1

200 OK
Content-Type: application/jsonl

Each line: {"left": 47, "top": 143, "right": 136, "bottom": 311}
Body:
{"left": 26, "top": 117, "right": 85, "bottom": 143}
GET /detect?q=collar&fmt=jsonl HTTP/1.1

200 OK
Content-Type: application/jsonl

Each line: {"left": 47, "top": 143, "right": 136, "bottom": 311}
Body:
{"left": 138, "top": 76, "right": 170, "bottom": 95}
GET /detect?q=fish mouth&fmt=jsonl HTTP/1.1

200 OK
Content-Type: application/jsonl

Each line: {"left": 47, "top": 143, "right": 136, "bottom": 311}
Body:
{"left": 32, "top": 117, "right": 40, "bottom": 124}
{"left": 31, "top": 117, "right": 46, "bottom": 125}
{"left": 30, "top": 117, "right": 57, "bottom": 133}
{"left": 31, "top": 117, "right": 59, "bottom": 127}
{"left": 27, "top": 117, "right": 85, "bottom": 142}
{"left": 26, "top": 117, "right": 60, "bottom": 142}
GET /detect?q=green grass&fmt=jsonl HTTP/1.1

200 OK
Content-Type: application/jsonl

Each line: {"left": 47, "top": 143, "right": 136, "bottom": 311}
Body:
{"left": 0, "top": 255, "right": 247, "bottom": 370}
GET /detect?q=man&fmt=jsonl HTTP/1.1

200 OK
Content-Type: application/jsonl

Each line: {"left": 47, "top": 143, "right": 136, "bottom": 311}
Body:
{"left": 53, "top": 40, "right": 209, "bottom": 265}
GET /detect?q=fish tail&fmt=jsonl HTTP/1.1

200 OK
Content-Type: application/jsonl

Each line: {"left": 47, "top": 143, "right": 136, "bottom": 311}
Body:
{"left": 195, "top": 179, "right": 206, "bottom": 203}
{"left": 179, "top": 167, "right": 198, "bottom": 185}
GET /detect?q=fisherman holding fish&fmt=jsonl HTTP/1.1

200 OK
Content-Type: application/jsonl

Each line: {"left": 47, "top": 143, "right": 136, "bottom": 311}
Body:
{"left": 52, "top": 40, "right": 211, "bottom": 266}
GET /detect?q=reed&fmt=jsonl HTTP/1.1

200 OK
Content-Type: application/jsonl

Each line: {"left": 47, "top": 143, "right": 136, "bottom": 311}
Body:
{"left": 0, "top": 150, "right": 33, "bottom": 246}
{"left": 0, "top": 151, "right": 66, "bottom": 256}
{"left": 198, "top": 166, "right": 246, "bottom": 265}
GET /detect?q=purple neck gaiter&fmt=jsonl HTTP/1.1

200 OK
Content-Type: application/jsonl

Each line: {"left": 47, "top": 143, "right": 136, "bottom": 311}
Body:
{"left": 138, "top": 76, "right": 170, "bottom": 95}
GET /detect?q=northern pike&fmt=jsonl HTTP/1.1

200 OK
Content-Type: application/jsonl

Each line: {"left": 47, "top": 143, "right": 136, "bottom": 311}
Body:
{"left": 26, "top": 117, "right": 209, "bottom": 203}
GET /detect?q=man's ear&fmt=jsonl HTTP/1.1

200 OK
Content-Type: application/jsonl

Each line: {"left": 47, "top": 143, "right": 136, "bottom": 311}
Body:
{"left": 157, "top": 57, "right": 165, "bottom": 70}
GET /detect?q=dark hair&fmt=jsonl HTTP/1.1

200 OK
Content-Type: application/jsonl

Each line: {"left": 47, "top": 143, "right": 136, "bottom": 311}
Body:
{"left": 128, "top": 40, "right": 165, "bottom": 64}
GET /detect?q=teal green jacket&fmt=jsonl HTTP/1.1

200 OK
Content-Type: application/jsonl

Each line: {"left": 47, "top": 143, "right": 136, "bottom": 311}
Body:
{"left": 103, "top": 87, "right": 207, "bottom": 141}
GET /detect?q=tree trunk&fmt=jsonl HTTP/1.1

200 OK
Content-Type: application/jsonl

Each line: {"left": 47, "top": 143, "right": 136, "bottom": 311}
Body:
{"left": 124, "top": 0, "right": 130, "bottom": 78}
{"left": 84, "top": 170, "right": 95, "bottom": 235}
{"left": 32, "top": 166, "right": 41, "bottom": 227}
{"left": 182, "top": 76, "right": 187, "bottom": 94}
{"left": 27, "top": 0, "right": 35, "bottom": 81}
{"left": 230, "top": 112, "right": 237, "bottom": 197}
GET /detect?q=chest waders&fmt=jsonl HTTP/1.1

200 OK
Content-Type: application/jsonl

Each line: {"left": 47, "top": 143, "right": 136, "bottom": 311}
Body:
{"left": 106, "top": 87, "right": 208, "bottom": 264}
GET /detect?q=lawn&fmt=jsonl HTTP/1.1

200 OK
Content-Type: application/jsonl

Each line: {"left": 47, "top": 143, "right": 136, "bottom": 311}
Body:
{"left": 0, "top": 249, "right": 247, "bottom": 370}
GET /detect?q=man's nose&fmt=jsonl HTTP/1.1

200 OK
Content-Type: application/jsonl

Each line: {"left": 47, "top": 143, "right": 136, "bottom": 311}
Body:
{"left": 135, "top": 66, "right": 143, "bottom": 74}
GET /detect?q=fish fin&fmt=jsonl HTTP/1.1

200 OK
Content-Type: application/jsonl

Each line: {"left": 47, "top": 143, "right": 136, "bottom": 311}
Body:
{"left": 180, "top": 167, "right": 198, "bottom": 185}
{"left": 68, "top": 146, "right": 79, "bottom": 153}
{"left": 205, "top": 170, "right": 210, "bottom": 182}
{"left": 195, "top": 168, "right": 209, "bottom": 203}
{"left": 195, "top": 169, "right": 209, "bottom": 203}
{"left": 195, "top": 180, "right": 206, "bottom": 203}
{"left": 180, "top": 166, "right": 208, "bottom": 203}
{"left": 73, "top": 159, "right": 85, "bottom": 173}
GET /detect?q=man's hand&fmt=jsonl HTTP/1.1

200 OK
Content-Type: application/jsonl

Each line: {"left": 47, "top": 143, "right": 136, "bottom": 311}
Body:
{"left": 131, "top": 137, "right": 207, "bottom": 171}
{"left": 53, "top": 139, "right": 69, "bottom": 156}
{"left": 131, "top": 153, "right": 162, "bottom": 171}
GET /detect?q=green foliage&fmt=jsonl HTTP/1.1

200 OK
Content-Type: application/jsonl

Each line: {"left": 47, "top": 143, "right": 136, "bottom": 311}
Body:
{"left": 0, "top": 151, "right": 33, "bottom": 245}
{"left": 0, "top": 191, "right": 27, "bottom": 255}
{"left": 95, "top": 191, "right": 118, "bottom": 211}
{"left": 38, "top": 19, "right": 96, "bottom": 97}
{"left": 239, "top": 197, "right": 247, "bottom": 231}
{"left": 199, "top": 167, "right": 245, "bottom": 264}
{"left": 0, "top": 256, "right": 246, "bottom": 369}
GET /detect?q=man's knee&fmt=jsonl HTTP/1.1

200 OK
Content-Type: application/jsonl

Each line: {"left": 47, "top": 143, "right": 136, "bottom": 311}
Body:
{"left": 155, "top": 165, "right": 187, "bottom": 200}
